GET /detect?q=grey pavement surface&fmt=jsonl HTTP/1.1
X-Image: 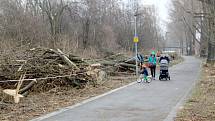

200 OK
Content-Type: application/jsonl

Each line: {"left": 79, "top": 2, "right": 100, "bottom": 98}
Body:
{"left": 32, "top": 56, "right": 201, "bottom": 121}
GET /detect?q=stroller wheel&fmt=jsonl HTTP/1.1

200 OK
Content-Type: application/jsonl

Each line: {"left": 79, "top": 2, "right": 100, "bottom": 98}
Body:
{"left": 168, "top": 77, "right": 170, "bottom": 80}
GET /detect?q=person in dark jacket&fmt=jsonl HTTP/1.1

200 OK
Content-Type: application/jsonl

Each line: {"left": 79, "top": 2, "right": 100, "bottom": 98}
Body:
{"left": 137, "top": 53, "right": 144, "bottom": 65}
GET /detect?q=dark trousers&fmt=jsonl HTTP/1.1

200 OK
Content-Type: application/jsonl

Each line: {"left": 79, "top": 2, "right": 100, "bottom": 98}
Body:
{"left": 150, "top": 65, "right": 156, "bottom": 78}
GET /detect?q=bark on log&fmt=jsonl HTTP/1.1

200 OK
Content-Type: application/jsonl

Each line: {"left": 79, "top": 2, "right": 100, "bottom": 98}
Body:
{"left": 48, "top": 49, "right": 79, "bottom": 70}
{"left": 19, "top": 80, "right": 36, "bottom": 94}
{"left": 104, "top": 53, "right": 122, "bottom": 59}
{"left": 69, "top": 54, "right": 88, "bottom": 64}
{"left": 57, "top": 49, "right": 79, "bottom": 69}
{"left": 118, "top": 63, "right": 136, "bottom": 68}
{"left": 100, "top": 61, "right": 136, "bottom": 68}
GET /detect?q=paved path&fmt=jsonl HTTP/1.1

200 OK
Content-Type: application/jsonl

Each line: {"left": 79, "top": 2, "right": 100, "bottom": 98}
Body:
{"left": 32, "top": 56, "right": 201, "bottom": 121}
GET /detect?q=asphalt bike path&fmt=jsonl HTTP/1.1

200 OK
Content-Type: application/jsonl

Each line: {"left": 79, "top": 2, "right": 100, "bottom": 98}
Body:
{"left": 32, "top": 56, "right": 201, "bottom": 121}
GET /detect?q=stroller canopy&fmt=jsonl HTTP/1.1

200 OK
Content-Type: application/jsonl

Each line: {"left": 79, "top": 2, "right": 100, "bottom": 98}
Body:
{"left": 160, "top": 59, "right": 168, "bottom": 64}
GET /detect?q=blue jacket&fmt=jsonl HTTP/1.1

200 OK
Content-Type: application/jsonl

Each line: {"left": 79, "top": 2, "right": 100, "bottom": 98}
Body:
{"left": 140, "top": 68, "right": 148, "bottom": 76}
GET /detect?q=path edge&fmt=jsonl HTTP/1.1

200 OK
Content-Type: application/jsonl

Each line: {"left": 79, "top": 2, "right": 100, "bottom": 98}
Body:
{"left": 163, "top": 57, "right": 203, "bottom": 121}
{"left": 31, "top": 81, "right": 137, "bottom": 121}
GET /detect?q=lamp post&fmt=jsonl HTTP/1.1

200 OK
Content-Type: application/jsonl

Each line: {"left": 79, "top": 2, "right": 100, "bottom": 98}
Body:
{"left": 131, "top": 12, "right": 142, "bottom": 77}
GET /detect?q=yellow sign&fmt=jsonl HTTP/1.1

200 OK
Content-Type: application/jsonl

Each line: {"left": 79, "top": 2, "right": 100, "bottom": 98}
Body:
{"left": 133, "top": 37, "right": 139, "bottom": 43}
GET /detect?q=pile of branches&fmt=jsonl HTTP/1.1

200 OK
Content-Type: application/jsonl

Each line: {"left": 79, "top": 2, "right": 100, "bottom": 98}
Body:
{"left": 0, "top": 48, "right": 95, "bottom": 94}
{"left": 0, "top": 48, "right": 137, "bottom": 100}
{"left": 84, "top": 53, "right": 137, "bottom": 75}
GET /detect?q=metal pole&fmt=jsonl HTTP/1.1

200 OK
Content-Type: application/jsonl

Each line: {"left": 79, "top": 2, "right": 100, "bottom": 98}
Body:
{"left": 134, "top": 15, "right": 138, "bottom": 77}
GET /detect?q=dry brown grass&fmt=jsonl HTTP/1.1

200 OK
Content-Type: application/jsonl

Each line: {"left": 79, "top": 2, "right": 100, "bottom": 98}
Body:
{"left": 170, "top": 56, "right": 184, "bottom": 67}
{"left": 175, "top": 65, "right": 215, "bottom": 121}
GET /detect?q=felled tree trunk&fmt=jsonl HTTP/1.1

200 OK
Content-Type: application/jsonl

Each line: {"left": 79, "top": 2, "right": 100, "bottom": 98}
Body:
{"left": 48, "top": 49, "right": 79, "bottom": 70}
{"left": 19, "top": 80, "right": 37, "bottom": 94}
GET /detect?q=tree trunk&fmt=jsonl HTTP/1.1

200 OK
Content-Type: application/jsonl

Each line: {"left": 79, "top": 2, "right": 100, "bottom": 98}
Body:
{"left": 207, "top": 1, "right": 215, "bottom": 63}
{"left": 83, "top": 19, "right": 90, "bottom": 49}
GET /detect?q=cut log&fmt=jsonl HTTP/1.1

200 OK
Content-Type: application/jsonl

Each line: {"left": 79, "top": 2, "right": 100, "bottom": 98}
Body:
{"left": 97, "top": 70, "right": 107, "bottom": 82}
{"left": 100, "top": 61, "right": 135, "bottom": 68}
{"left": 68, "top": 54, "right": 89, "bottom": 65}
{"left": 99, "top": 61, "right": 116, "bottom": 66}
{"left": 3, "top": 73, "right": 25, "bottom": 103}
{"left": 57, "top": 49, "right": 79, "bottom": 69}
{"left": 91, "top": 63, "right": 101, "bottom": 67}
{"left": 3, "top": 89, "right": 23, "bottom": 97}
{"left": 47, "top": 49, "right": 79, "bottom": 70}
{"left": 19, "top": 80, "right": 37, "bottom": 94}
{"left": 104, "top": 53, "right": 122, "bottom": 59}
{"left": 118, "top": 63, "right": 136, "bottom": 68}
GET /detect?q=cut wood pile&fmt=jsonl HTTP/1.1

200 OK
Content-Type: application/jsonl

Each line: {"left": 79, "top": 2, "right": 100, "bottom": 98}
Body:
{"left": 0, "top": 48, "right": 136, "bottom": 103}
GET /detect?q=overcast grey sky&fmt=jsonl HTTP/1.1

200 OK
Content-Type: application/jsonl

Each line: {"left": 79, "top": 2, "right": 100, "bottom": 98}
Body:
{"left": 142, "top": 0, "right": 171, "bottom": 21}
{"left": 142, "top": 0, "right": 171, "bottom": 32}
{"left": 122, "top": 0, "right": 172, "bottom": 33}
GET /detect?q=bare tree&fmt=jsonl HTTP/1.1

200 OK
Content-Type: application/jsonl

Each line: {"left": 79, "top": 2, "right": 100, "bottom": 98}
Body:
{"left": 0, "top": 0, "right": 164, "bottom": 57}
{"left": 38, "top": 0, "right": 68, "bottom": 48}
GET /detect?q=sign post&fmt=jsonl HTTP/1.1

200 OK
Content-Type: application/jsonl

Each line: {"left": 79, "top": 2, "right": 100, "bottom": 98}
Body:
{"left": 134, "top": 15, "right": 138, "bottom": 77}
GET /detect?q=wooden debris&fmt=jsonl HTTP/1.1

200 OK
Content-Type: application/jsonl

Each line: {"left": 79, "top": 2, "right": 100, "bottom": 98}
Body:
{"left": 0, "top": 48, "right": 137, "bottom": 96}
{"left": 3, "top": 73, "right": 25, "bottom": 103}
{"left": 91, "top": 63, "right": 101, "bottom": 67}
{"left": 19, "top": 80, "right": 37, "bottom": 94}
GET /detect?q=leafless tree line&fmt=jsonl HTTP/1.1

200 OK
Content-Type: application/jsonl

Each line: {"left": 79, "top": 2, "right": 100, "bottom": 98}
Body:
{"left": 169, "top": 0, "right": 215, "bottom": 63}
{"left": 199, "top": 0, "right": 215, "bottom": 63}
{"left": 0, "top": 0, "right": 163, "bottom": 57}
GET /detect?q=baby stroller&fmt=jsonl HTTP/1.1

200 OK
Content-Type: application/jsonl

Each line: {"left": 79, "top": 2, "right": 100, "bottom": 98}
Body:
{"left": 159, "top": 59, "right": 170, "bottom": 80}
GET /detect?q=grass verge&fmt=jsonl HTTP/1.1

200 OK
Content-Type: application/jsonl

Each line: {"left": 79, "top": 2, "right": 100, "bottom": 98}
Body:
{"left": 175, "top": 64, "right": 215, "bottom": 121}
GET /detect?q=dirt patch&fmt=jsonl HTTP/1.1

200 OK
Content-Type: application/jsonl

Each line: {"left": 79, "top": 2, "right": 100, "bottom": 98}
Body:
{"left": 175, "top": 64, "right": 215, "bottom": 121}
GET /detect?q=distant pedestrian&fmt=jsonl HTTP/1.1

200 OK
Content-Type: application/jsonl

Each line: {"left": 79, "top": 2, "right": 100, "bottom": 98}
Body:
{"left": 148, "top": 51, "right": 157, "bottom": 80}
{"left": 137, "top": 53, "right": 144, "bottom": 65}
{"left": 156, "top": 50, "right": 161, "bottom": 57}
